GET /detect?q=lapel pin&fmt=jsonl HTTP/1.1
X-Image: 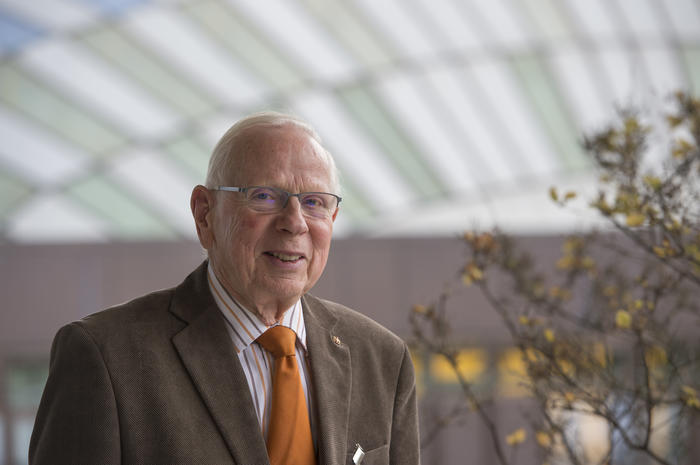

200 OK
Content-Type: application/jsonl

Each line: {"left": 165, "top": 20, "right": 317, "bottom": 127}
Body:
{"left": 331, "top": 335, "right": 341, "bottom": 346}
{"left": 352, "top": 443, "right": 365, "bottom": 464}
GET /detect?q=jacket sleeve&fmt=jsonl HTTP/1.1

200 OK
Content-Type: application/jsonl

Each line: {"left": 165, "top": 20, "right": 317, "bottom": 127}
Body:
{"left": 390, "top": 344, "right": 420, "bottom": 465}
{"left": 29, "top": 323, "right": 121, "bottom": 465}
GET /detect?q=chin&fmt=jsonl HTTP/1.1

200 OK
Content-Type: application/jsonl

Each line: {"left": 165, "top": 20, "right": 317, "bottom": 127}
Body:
{"left": 261, "top": 280, "right": 307, "bottom": 301}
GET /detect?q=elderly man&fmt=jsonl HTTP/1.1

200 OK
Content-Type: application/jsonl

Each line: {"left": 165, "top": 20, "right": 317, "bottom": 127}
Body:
{"left": 29, "top": 112, "right": 420, "bottom": 465}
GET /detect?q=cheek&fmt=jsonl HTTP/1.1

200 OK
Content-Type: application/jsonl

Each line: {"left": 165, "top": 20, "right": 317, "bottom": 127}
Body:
{"left": 309, "top": 225, "right": 333, "bottom": 266}
{"left": 224, "top": 214, "right": 270, "bottom": 258}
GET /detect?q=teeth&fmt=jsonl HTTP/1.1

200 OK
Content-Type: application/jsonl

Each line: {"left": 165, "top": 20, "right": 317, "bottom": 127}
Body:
{"left": 270, "top": 252, "right": 302, "bottom": 261}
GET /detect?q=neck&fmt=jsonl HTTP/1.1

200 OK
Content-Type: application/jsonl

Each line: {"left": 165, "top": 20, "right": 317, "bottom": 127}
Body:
{"left": 251, "top": 306, "right": 285, "bottom": 326}
{"left": 208, "top": 261, "right": 298, "bottom": 326}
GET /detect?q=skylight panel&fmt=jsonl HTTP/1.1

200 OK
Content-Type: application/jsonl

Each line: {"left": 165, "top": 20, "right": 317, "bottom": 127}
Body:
{"left": 465, "top": 0, "right": 534, "bottom": 51}
{"left": 682, "top": 47, "right": 700, "bottom": 93}
{"left": 197, "top": 111, "right": 246, "bottom": 149}
{"left": 374, "top": 71, "right": 478, "bottom": 194}
{"left": 68, "top": 174, "right": 175, "bottom": 239}
{"left": 640, "top": 46, "right": 685, "bottom": 95}
{"left": 595, "top": 46, "right": 640, "bottom": 106}
{"left": 521, "top": 0, "right": 572, "bottom": 42}
{"left": 163, "top": 135, "right": 211, "bottom": 183}
{"left": 108, "top": 150, "right": 197, "bottom": 238}
{"left": 513, "top": 55, "right": 586, "bottom": 171}
{"left": 228, "top": 0, "right": 357, "bottom": 83}
{"left": 291, "top": 89, "right": 414, "bottom": 212}
{"left": 21, "top": 38, "right": 180, "bottom": 139}
{"left": 81, "top": 26, "right": 214, "bottom": 119}
{"left": 1, "top": 0, "right": 97, "bottom": 32}
{"left": 0, "top": 8, "right": 43, "bottom": 56}
{"left": 0, "top": 107, "right": 89, "bottom": 186}
{"left": 412, "top": 0, "right": 483, "bottom": 52}
{"left": 124, "top": 6, "right": 266, "bottom": 108}
{"left": 81, "top": 0, "right": 147, "bottom": 17}
{"left": 664, "top": 0, "right": 700, "bottom": 41}
{"left": 0, "top": 64, "right": 125, "bottom": 154}
{"left": 338, "top": 85, "right": 446, "bottom": 199}
{"left": 327, "top": 181, "right": 373, "bottom": 224}
{"left": 415, "top": 0, "right": 482, "bottom": 52}
{"left": 0, "top": 171, "right": 31, "bottom": 218}
{"left": 564, "top": 0, "right": 619, "bottom": 43}
{"left": 299, "top": 0, "right": 393, "bottom": 68}
{"left": 615, "top": 0, "right": 667, "bottom": 41}
{"left": 549, "top": 46, "right": 611, "bottom": 131}
{"left": 6, "top": 193, "right": 109, "bottom": 243}
{"left": 425, "top": 65, "right": 516, "bottom": 184}
{"left": 353, "top": 0, "right": 438, "bottom": 61}
{"left": 186, "top": 1, "right": 303, "bottom": 91}
{"left": 470, "top": 59, "right": 559, "bottom": 177}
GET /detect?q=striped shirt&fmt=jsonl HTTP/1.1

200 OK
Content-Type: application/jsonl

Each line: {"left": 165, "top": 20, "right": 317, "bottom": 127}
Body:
{"left": 206, "top": 264, "right": 315, "bottom": 442}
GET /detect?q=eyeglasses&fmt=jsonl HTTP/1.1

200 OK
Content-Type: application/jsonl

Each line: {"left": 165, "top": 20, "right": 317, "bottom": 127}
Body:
{"left": 213, "top": 186, "right": 341, "bottom": 219}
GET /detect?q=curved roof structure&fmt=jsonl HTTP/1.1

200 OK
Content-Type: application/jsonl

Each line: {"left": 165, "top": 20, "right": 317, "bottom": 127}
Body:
{"left": 1, "top": 0, "right": 699, "bottom": 242}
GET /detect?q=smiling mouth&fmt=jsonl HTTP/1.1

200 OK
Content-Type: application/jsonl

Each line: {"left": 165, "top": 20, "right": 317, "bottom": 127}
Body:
{"left": 265, "top": 251, "right": 304, "bottom": 262}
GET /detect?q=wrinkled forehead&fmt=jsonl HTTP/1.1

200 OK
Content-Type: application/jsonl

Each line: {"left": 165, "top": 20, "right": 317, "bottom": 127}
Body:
{"left": 225, "top": 124, "right": 334, "bottom": 186}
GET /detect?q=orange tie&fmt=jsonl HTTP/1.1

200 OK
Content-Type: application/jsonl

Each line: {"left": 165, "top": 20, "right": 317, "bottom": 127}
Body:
{"left": 256, "top": 326, "right": 316, "bottom": 465}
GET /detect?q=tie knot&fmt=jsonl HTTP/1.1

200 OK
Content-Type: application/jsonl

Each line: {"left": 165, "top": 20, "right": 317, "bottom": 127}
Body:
{"left": 256, "top": 325, "right": 297, "bottom": 358}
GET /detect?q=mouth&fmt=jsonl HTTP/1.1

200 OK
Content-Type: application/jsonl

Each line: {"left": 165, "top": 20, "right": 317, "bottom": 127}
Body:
{"left": 264, "top": 251, "right": 305, "bottom": 263}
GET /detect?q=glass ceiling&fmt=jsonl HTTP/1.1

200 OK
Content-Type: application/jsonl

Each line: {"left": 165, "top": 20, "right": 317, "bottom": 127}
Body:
{"left": 0, "top": 0, "right": 699, "bottom": 242}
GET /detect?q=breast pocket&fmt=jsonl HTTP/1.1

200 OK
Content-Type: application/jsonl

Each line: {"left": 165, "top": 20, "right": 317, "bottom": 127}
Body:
{"left": 348, "top": 443, "right": 389, "bottom": 465}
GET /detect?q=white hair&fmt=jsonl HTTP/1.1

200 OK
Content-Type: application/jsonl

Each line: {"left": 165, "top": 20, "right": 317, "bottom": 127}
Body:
{"left": 205, "top": 111, "right": 341, "bottom": 194}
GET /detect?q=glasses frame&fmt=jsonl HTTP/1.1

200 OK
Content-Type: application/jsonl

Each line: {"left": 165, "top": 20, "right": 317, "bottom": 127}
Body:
{"left": 213, "top": 185, "right": 342, "bottom": 218}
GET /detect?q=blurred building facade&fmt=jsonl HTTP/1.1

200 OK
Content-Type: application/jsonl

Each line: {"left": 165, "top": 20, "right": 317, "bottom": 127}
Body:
{"left": 2, "top": 236, "right": 696, "bottom": 465}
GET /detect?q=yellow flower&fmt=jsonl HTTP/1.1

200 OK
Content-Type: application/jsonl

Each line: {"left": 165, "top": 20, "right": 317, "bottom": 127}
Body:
{"left": 616, "top": 310, "right": 631, "bottom": 329}
{"left": 645, "top": 345, "right": 667, "bottom": 370}
{"left": 643, "top": 175, "right": 662, "bottom": 190}
{"left": 544, "top": 329, "right": 555, "bottom": 343}
{"left": 468, "top": 263, "right": 484, "bottom": 281}
{"left": 581, "top": 256, "right": 595, "bottom": 269}
{"left": 626, "top": 212, "right": 646, "bottom": 227}
{"left": 666, "top": 114, "right": 683, "bottom": 128}
{"left": 682, "top": 386, "right": 700, "bottom": 409}
{"left": 653, "top": 246, "right": 667, "bottom": 258}
{"left": 682, "top": 385, "right": 697, "bottom": 397}
{"left": 536, "top": 431, "right": 552, "bottom": 448}
{"left": 593, "top": 343, "right": 607, "bottom": 368}
{"left": 603, "top": 286, "right": 617, "bottom": 297}
{"left": 549, "top": 187, "right": 558, "bottom": 202}
{"left": 519, "top": 315, "right": 531, "bottom": 326}
{"left": 506, "top": 428, "right": 527, "bottom": 445}
{"left": 557, "top": 358, "right": 574, "bottom": 376}
{"left": 556, "top": 256, "right": 573, "bottom": 270}
{"left": 461, "top": 273, "right": 472, "bottom": 286}
{"left": 462, "top": 263, "right": 484, "bottom": 286}
{"left": 412, "top": 304, "right": 428, "bottom": 315}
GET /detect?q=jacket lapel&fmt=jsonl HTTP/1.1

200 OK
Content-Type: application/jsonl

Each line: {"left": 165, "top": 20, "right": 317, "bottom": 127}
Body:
{"left": 303, "top": 295, "right": 352, "bottom": 465}
{"left": 169, "top": 263, "right": 270, "bottom": 465}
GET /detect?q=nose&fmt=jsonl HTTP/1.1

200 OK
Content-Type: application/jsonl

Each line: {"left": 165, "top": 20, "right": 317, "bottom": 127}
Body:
{"left": 275, "top": 196, "right": 309, "bottom": 235}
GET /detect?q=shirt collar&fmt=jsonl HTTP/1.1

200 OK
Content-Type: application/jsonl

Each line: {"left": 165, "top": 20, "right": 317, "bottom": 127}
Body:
{"left": 207, "top": 263, "right": 308, "bottom": 353}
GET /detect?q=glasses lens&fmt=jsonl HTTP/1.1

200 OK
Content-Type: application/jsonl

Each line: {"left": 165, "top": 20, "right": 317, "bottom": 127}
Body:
{"left": 299, "top": 193, "right": 336, "bottom": 218}
{"left": 245, "top": 187, "right": 283, "bottom": 211}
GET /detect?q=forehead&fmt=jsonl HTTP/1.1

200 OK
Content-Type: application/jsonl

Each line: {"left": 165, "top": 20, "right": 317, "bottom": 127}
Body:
{"left": 227, "top": 125, "right": 332, "bottom": 189}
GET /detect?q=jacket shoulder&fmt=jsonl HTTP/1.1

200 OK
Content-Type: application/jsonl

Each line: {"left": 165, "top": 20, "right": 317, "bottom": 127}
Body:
{"left": 82, "top": 287, "right": 175, "bottom": 326}
{"left": 305, "top": 294, "right": 406, "bottom": 352}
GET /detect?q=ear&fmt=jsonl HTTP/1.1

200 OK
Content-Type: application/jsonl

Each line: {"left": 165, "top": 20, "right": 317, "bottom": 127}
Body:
{"left": 191, "top": 185, "right": 215, "bottom": 250}
{"left": 331, "top": 206, "right": 339, "bottom": 222}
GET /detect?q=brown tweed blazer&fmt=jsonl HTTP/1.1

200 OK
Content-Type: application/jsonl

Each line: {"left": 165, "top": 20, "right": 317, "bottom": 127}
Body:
{"left": 29, "top": 262, "right": 419, "bottom": 465}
